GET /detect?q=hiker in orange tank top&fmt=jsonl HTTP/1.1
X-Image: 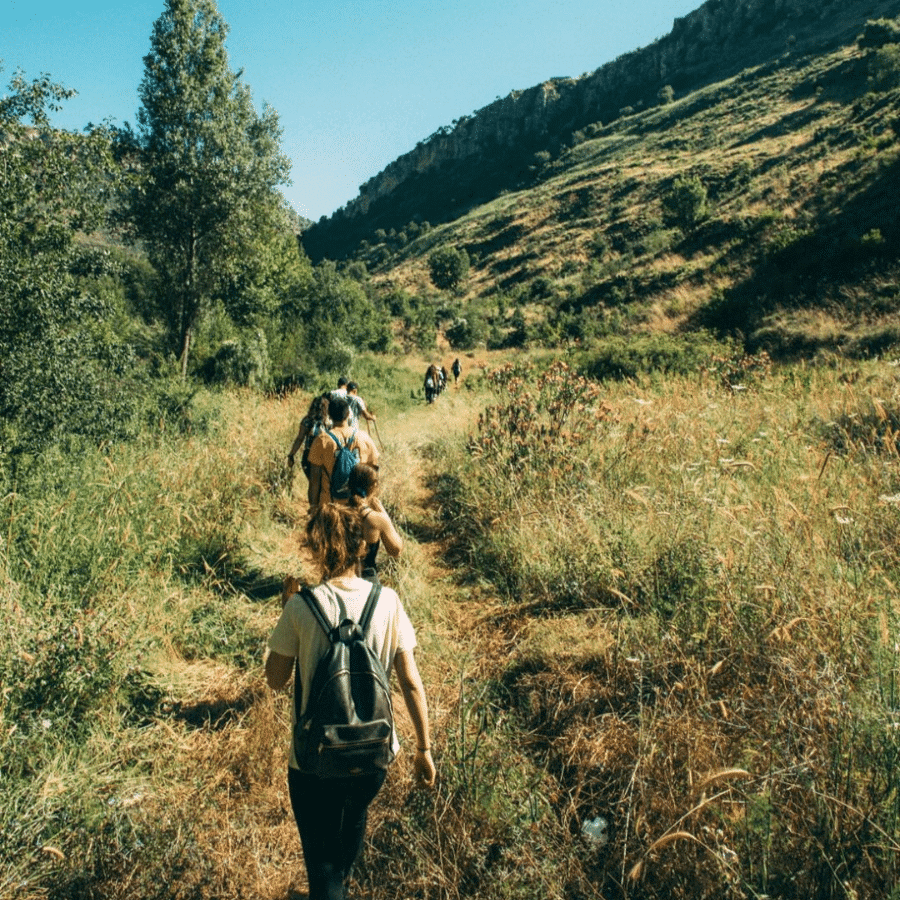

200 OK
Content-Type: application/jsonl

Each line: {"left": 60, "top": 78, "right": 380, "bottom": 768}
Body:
{"left": 306, "top": 396, "right": 379, "bottom": 509}
{"left": 348, "top": 463, "right": 403, "bottom": 582}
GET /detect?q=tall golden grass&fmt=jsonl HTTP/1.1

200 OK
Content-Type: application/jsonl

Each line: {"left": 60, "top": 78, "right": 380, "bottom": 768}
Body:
{"left": 429, "top": 355, "right": 900, "bottom": 898}
{"left": 3, "top": 355, "right": 900, "bottom": 899}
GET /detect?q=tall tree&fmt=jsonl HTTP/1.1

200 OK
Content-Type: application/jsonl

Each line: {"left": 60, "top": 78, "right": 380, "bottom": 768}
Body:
{"left": 130, "top": 0, "right": 290, "bottom": 376}
{"left": 0, "top": 68, "right": 135, "bottom": 461}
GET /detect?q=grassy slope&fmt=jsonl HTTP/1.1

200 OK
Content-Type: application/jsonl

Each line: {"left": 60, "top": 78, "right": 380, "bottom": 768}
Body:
{"left": 365, "top": 39, "right": 900, "bottom": 357}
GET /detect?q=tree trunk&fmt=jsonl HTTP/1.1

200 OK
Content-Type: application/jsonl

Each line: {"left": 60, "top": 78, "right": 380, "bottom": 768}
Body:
{"left": 179, "top": 222, "right": 197, "bottom": 380}
{"left": 180, "top": 326, "right": 191, "bottom": 380}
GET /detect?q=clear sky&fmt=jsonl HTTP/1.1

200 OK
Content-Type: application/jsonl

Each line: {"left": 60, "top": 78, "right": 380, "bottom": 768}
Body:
{"left": 2, "top": 0, "right": 701, "bottom": 221}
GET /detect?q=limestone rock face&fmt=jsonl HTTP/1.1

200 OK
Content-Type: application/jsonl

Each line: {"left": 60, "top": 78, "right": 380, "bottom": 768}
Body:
{"left": 331, "top": 0, "right": 897, "bottom": 222}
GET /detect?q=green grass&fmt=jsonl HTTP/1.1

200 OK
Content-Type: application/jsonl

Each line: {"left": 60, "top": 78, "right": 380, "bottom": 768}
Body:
{"left": 4, "top": 350, "right": 900, "bottom": 899}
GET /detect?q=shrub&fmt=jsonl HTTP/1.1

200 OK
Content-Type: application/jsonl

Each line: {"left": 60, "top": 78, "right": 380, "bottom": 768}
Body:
{"left": 858, "top": 17, "right": 900, "bottom": 49}
{"left": 868, "top": 44, "right": 900, "bottom": 90}
{"left": 428, "top": 245, "right": 471, "bottom": 291}
{"left": 661, "top": 174, "right": 709, "bottom": 231}
{"left": 579, "top": 332, "right": 737, "bottom": 381}
{"left": 445, "top": 316, "right": 486, "bottom": 350}
{"left": 200, "top": 330, "right": 271, "bottom": 389}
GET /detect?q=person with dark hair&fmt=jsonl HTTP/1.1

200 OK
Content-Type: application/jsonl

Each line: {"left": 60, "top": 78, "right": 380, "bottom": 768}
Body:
{"left": 287, "top": 392, "right": 331, "bottom": 478}
{"left": 330, "top": 376, "right": 349, "bottom": 401}
{"left": 424, "top": 364, "right": 439, "bottom": 404}
{"left": 266, "top": 503, "right": 436, "bottom": 900}
{"left": 306, "top": 396, "right": 379, "bottom": 509}
{"left": 348, "top": 463, "right": 403, "bottom": 581}
{"left": 346, "top": 381, "right": 376, "bottom": 431}
{"left": 452, "top": 357, "right": 461, "bottom": 384}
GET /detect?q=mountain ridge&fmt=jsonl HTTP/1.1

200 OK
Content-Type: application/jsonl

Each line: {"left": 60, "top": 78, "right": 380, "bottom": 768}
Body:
{"left": 303, "top": 0, "right": 900, "bottom": 262}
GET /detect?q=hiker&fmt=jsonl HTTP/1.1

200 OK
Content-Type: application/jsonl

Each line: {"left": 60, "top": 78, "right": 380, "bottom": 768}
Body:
{"left": 438, "top": 366, "right": 447, "bottom": 394}
{"left": 452, "top": 358, "right": 461, "bottom": 384}
{"left": 330, "top": 376, "right": 349, "bottom": 401}
{"left": 266, "top": 503, "right": 436, "bottom": 900}
{"left": 287, "top": 392, "right": 331, "bottom": 478}
{"left": 307, "top": 396, "right": 379, "bottom": 509}
{"left": 346, "top": 381, "right": 377, "bottom": 432}
{"left": 424, "top": 364, "right": 439, "bottom": 404}
{"left": 348, "top": 463, "right": 403, "bottom": 582}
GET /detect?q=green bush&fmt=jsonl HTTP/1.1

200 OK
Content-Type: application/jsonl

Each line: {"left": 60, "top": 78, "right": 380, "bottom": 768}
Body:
{"left": 428, "top": 245, "right": 471, "bottom": 291}
{"left": 661, "top": 174, "right": 709, "bottom": 231}
{"left": 200, "top": 330, "right": 271, "bottom": 390}
{"left": 579, "top": 332, "right": 734, "bottom": 381}
{"left": 858, "top": 17, "right": 900, "bottom": 49}
{"left": 446, "top": 315, "right": 487, "bottom": 350}
{"left": 868, "top": 44, "right": 900, "bottom": 90}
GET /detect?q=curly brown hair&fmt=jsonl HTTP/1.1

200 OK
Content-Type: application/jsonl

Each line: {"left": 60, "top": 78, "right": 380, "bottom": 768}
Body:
{"left": 305, "top": 503, "right": 366, "bottom": 579}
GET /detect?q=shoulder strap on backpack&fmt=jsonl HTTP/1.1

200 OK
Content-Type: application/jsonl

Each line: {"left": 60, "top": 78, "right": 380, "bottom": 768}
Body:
{"left": 359, "top": 581, "right": 382, "bottom": 635}
{"left": 300, "top": 582, "right": 379, "bottom": 636}
{"left": 299, "top": 586, "right": 333, "bottom": 637}
{"left": 326, "top": 428, "right": 357, "bottom": 449}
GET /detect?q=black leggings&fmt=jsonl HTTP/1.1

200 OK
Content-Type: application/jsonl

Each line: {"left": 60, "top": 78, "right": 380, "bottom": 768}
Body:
{"left": 287, "top": 766, "right": 387, "bottom": 900}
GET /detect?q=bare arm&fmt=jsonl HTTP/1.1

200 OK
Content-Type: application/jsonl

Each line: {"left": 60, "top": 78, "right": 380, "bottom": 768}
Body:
{"left": 265, "top": 650, "right": 294, "bottom": 691}
{"left": 288, "top": 422, "right": 310, "bottom": 464}
{"left": 368, "top": 499, "right": 403, "bottom": 557}
{"left": 394, "top": 649, "right": 436, "bottom": 787}
{"left": 308, "top": 464, "right": 323, "bottom": 507}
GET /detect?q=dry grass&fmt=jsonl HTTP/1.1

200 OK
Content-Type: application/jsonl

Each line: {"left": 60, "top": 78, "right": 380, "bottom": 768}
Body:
{"left": 6, "top": 350, "right": 900, "bottom": 899}
{"left": 429, "top": 355, "right": 900, "bottom": 898}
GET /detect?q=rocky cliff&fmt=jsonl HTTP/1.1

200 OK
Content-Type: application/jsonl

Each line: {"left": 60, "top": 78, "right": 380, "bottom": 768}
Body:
{"left": 304, "top": 0, "right": 900, "bottom": 259}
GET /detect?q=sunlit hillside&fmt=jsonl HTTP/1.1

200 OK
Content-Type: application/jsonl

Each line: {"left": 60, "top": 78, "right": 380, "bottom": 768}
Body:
{"left": 313, "top": 23, "right": 900, "bottom": 361}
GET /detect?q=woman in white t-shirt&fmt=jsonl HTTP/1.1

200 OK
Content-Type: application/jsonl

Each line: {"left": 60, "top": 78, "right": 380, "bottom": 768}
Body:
{"left": 266, "top": 503, "right": 435, "bottom": 900}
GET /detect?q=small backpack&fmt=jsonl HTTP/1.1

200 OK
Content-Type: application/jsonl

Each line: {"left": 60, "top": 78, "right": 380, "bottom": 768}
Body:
{"left": 293, "top": 584, "right": 395, "bottom": 778}
{"left": 326, "top": 429, "right": 359, "bottom": 500}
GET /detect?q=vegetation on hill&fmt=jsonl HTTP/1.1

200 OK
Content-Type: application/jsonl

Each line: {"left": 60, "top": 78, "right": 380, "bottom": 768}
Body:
{"left": 305, "top": 17, "right": 900, "bottom": 363}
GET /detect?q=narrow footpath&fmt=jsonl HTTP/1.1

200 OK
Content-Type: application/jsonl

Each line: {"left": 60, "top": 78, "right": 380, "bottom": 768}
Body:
{"left": 240, "top": 382, "right": 491, "bottom": 900}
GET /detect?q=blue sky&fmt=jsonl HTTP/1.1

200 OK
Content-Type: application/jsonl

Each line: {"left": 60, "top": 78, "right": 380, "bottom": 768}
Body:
{"left": 2, "top": 0, "right": 701, "bottom": 221}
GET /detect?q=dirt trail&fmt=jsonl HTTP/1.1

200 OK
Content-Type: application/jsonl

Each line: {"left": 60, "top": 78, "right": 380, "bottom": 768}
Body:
{"left": 248, "top": 379, "right": 491, "bottom": 900}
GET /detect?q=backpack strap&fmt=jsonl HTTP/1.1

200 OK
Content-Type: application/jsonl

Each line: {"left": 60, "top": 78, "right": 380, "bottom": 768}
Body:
{"left": 299, "top": 586, "right": 333, "bottom": 638}
{"left": 326, "top": 428, "right": 358, "bottom": 450}
{"left": 300, "top": 582, "right": 379, "bottom": 636}
{"left": 358, "top": 582, "right": 382, "bottom": 636}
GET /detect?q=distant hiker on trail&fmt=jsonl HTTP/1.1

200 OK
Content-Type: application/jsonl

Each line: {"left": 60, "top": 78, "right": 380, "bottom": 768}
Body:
{"left": 330, "top": 376, "right": 349, "bottom": 401}
{"left": 307, "top": 396, "right": 379, "bottom": 509}
{"left": 346, "top": 381, "right": 377, "bottom": 432}
{"left": 266, "top": 503, "right": 436, "bottom": 900}
{"left": 287, "top": 393, "right": 331, "bottom": 479}
{"left": 424, "top": 364, "right": 439, "bottom": 404}
{"left": 348, "top": 463, "right": 403, "bottom": 583}
{"left": 452, "top": 358, "right": 461, "bottom": 384}
{"left": 438, "top": 366, "right": 448, "bottom": 395}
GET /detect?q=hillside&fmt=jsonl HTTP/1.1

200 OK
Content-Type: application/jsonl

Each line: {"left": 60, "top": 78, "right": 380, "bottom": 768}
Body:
{"left": 303, "top": 2, "right": 900, "bottom": 360}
